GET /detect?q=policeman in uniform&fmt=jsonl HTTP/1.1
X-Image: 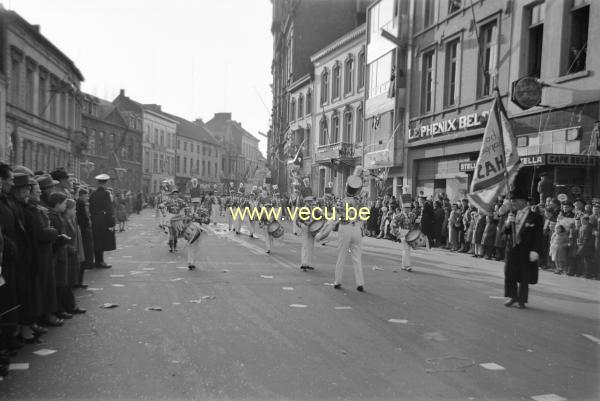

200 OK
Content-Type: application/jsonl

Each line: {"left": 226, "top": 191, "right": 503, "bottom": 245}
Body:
{"left": 89, "top": 174, "right": 115, "bottom": 268}
{"left": 333, "top": 172, "right": 365, "bottom": 292}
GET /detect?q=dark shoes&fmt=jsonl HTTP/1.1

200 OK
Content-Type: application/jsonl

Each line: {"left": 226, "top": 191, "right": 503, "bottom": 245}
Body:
{"left": 266, "top": 250, "right": 271, "bottom": 254}
{"left": 357, "top": 285, "right": 364, "bottom": 292}
{"left": 31, "top": 324, "right": 48, "bottom": 335}
{"left": 504, "top": 299, "right": 517, "bottom": 307}
{"left": 42, "top": 316, "right": 64, "bottom": 327}
{"left": 96, "top": 263, "right": 112, "bottom": 269}
{"left": 56, "top": 312, "right": 73, "bottom": 319}
{"left": 300, "top": 266, "right": 314, "bottom": 271}
{"left": 69, "top": 307, "right": 87, "bottom": 314}
{"left": 249, "top": 234, "right": 254, "bottom": 238}
{"left": 188, "top": 265, "right": 196, "bottom": 270}
{"left": 333, "top": 284, "right": 341, "bottom": 289}
{"left": 517, "top": 303, "right": 526, "bottom": 309}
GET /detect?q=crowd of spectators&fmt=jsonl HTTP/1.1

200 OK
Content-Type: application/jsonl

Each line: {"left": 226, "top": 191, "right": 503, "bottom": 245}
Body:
{"left": 0, "top": 163, "right": 140, "bottom": 378}
{"left": 363, "top": 191, "right": 599, "bottom": 280}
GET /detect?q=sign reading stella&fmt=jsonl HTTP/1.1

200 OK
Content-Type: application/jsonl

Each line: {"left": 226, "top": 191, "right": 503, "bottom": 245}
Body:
{"left": 467, "top": 92, "right": 520, "bottom": 214}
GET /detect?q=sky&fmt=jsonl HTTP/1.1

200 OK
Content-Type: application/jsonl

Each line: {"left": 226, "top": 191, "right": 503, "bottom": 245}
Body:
{"left": 7, "top": 0, "right": 273, "bottom": 156}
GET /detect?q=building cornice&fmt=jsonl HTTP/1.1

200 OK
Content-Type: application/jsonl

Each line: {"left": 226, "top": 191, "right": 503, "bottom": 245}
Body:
{"left": 310, "top": 24, "right": 366, "bottom": 63}
{"left": 288, "top": 73, "right": 312, "bottom": 93}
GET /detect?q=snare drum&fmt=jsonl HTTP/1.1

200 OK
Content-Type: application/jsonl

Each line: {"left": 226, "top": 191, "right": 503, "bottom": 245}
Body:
{"left": 271, "top": 224, "right": 284, "bottom": 238}
{"left": 404, "top": 229, "right": 428, "bottom": 248}
{"left": 183, "top": 222, "right": 202, "bottom": 244}
{"left": 314, "top": 220, "right": 334, "bottom": 242}
{"left": 308, "top": 219, "right": 325, "bottom": 236}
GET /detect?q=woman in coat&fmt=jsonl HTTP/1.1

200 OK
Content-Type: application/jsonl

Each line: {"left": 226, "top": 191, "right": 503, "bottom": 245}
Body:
{"left": 420, "top": 201, "right": 435, "bottom": 244}
{"left": 64, "top": 199, "right": 85, "bottom": 314}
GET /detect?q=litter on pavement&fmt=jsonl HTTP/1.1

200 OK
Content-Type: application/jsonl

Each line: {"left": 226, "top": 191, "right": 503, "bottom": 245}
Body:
{"left": 388, "top": 319, "right": 408, "bottom": 324}
{"left": 479, "top": 362, "right": 505, "bottom": 371}
{"left": 260, "top": 275, "right": 274, "bottom": 279}
{"left": 145, "top": 306, "right": 163, "bottom": 311}
{"left": 8, "top": 363, "right": 29, "bottom": 370}
{"left": 112, "top": 284, "right": 125, "bottom": 287}
{"left": 335, "top": 306, "right": 352, "bottom": 310}
{"left": 110, "top": 274, "right": 125, "bottom": 278}
{"left": 100, "top": 303, "right": 119, "bottom": 309}
{"left": 189, "top": 299, "right": 202, "bottom": 303}
{"left": 372, "top": 266, "right": 384, "bottom": 271}
{"left": 289, "top": 304, "right": 307, "bottom": 308}
{"left": 33, "top": 349, "right": 57, "bottom": 356}
{"left": 282, "top": 287, "right": 294, "bottom": 291}
{"left": 530, "top": 394, "right": 567, "bottom": 401}
{"left": 170, "top": 278, "right": 185, "bottom": 282}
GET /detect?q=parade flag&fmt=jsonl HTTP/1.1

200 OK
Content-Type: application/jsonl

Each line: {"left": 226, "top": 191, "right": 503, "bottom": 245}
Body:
{"left": 467, "top": 91, "right": 520, "bottom": 214}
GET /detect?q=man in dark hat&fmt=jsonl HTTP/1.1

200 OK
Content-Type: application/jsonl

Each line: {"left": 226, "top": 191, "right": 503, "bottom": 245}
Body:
{"left": 536, "top": 172, "right": 553, "bottom": 204}
{"left": 503, "top": 177, "right": 544, "bottom": 309}
{"left": 89, "top": 174, "right": 115, "bottom": 268}
{"left": 50, "top": 168, "right": 72, "bottom": 198}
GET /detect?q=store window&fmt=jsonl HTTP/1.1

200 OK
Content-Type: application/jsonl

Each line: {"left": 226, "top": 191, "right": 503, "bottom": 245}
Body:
{"left": 527, "top": 2, "right": 545, "bottom": 78}
{"left": 477, "top": 20, "right": 498, "bottom": 98}
{"left": 564, "top": 0, "right": 589, "bottom": 75}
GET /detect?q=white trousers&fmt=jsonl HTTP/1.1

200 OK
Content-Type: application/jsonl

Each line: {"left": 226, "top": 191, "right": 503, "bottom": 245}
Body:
{"left": 293, "top": 221, "right": 301, "bottom": 235}
{"left": 334, "top": 224, "right": 364, "bottom": 286}
{"left": 264, "top": 226, "right": 274, "bottom": 252}
{"left": 301, "top": 227, "right": 314, "bottom": 267}
{"left": 234, "top": 216, "right": 243, "bottom": 233}
{"left": 211, "top": 204, "right": 220, "bottom": 223}
{"left": 227, "top": 214, "right": 234, "bottom": 230}
{"left": 186, "top": 233, "right": 205, "bottom": 266}
{"left": 247, "top": 219, "right": 256, "bottom": 235}
{"left": 401, "top": 240, "right": 412, "bottom": 268}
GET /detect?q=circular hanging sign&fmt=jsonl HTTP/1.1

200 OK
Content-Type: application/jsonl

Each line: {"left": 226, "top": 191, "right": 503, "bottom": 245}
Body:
{"left": 511, "top": 77, "right": 543, "bottom": 110}
{"left": 557, "top": 193, "right": 568, "bottom": 202}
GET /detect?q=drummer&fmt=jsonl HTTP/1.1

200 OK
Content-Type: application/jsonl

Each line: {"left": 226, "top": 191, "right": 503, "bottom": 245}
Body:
{"left": 397, "top": 200, "right": 423, "bottom": 272}
{"left": 299, "top": 187, "right": 317, "bottom": 271}
{"left": 166, "top": 189, "right": 185, "bottom": 253}
{"left": 258, "top": 191, "right": 276, "bottom": 254}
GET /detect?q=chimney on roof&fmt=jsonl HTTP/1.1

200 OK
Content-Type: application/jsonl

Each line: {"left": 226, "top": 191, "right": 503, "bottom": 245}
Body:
{"left": 214, "top": 112, "right": 232, "bottom": 121}
{"left": 119, "top": 89, "right": 125, "bottom": 97}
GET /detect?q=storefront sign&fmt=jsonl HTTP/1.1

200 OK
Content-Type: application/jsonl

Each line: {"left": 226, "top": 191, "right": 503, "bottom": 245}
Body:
{"left": 519, "top": 155, "right": 545, "bottom": 166}
{"left": 459, "top": 162, "right": 477, "bottom": 172}
{"left": 546, "top": 154, "right": 597, "bottom": 166}
{"left": 408, "top": 111, "right": 489, "bottom": 142}
{"left": 460, "top": 154, "right": 597, "bottom": 172}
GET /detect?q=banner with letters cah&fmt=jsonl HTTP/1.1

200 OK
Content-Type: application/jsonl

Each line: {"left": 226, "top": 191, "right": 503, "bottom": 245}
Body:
{"left": 467, "top": 91, "right": 520, "bottom": 214}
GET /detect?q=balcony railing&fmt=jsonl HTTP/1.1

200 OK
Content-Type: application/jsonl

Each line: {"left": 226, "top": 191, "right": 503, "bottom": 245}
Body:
{"left": 315, "top": 142, "right": 355, "bottom": 162}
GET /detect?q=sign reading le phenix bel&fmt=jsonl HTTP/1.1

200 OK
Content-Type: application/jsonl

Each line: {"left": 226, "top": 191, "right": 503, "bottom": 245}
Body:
{"left": 409, "top": 111, "right": 489, "bottom": 141}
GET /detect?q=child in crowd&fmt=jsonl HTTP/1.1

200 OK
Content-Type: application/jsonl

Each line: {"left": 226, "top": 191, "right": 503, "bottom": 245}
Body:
{"left": 550, "top": 224, "right": 569, "bottom": 275}
{"left": 567, "top": 220, "right": 580, "bottom": 276}
{"left": 482, "top": 215, "right": 497, "bottom": 259}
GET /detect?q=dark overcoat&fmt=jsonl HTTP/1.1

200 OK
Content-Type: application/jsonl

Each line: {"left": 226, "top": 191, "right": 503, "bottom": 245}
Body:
{"left": 48, "top": 210, "right": 69, "bottom": 287}
{"left": 0, "top": 194, "right": 20, "bottom": 322}
{"left": 24, "top": 203, "right": 59, "bottom": 316}
{"left": 76, "top": 199, "right": 94, "bottom": 263}
{"left": 89, "top": 187, "right": 116, "bottom": 252}
{"left": 504, "top": 208, "right": 544, "bottom": 290}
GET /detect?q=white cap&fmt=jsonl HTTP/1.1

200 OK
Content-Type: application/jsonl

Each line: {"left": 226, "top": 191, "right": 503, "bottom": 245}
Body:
{"left": 95, "top": 173, "right": 110, "bottom": 181}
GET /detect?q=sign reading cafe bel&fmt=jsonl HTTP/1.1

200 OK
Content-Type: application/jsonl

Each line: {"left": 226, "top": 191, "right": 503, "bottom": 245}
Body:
{"left": 409, "top": 111, "right": 489, "bottom": 141}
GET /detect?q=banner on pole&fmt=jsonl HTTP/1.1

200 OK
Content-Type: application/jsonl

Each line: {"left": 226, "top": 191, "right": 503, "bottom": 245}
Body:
{"left": 467, "top": 92, "right": 520, "bottom": 214}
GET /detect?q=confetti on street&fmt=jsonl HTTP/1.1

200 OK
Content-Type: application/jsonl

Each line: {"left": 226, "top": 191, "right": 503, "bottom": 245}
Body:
{"left": 33, "top": 349, "right": 57, "bottom": 356}
{"left": 479, "top": 363, "right": 505, "bottom": 371}
{"left": 531, "top": 394, "right": 567, "bottom": 401}
{"left": 388, "top": 319, "right": 408, "bottom": 324}
{"left": 289, "top": 304, "right": 307, "bottom": 308}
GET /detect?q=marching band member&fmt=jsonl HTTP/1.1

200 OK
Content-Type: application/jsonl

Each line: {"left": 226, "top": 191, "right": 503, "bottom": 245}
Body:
{"left": 233, "top": 193, "right": 244, "bottom": 234}
{"left": 166, "top": 189, "right": 185, "bottom": 253}
{"left": 183, "top": 208, "right": 208, "bottom": 270}
{"left": 247, "top": 192, "right": 257, "bottom": 238}
{"left": 258, "top": 189, "right": 277, "bottom": 254}
{"left": 225, "top": 194, "right": 235, "bottom": 231}
{"left": 299, "top": 187, "right": 316, "bottom": 271}
{"left": 333, "top": 171, "right": 366, "bottom": 292}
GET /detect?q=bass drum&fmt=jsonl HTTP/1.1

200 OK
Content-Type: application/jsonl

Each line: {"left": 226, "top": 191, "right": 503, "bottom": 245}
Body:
{"left": 314, "top": 220, "right": 334, "bottom": 242}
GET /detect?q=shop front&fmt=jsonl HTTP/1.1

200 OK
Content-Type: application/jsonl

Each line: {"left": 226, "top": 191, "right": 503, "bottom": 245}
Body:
{"left": 459, "top": 154, "right": 600, "bottom": 202}
{"left": 406, "top": 110, "right": 488, "bottom": 202}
